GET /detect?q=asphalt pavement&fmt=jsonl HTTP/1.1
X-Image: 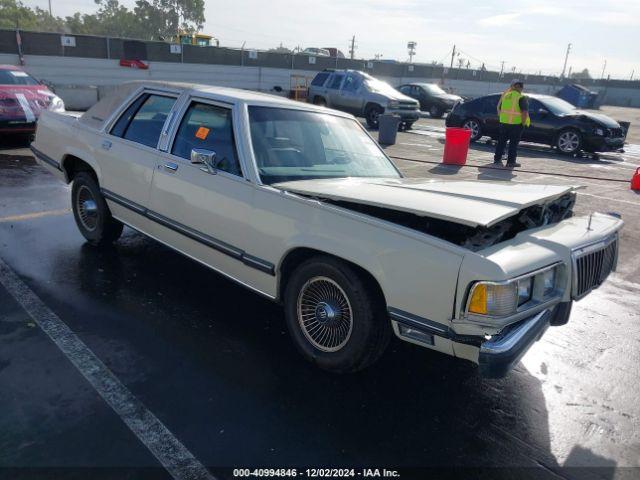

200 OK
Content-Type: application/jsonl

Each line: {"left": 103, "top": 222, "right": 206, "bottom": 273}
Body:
{"left": 1, "top": 118, "right": 639, "bottom": 480}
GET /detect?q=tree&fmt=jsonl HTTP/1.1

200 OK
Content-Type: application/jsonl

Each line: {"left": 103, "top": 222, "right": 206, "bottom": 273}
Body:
{"left": 0, "top": 0, "right": 206, "bottom": 41}
{"left": 134, "top": 0, "right": 205, "bottom": 39}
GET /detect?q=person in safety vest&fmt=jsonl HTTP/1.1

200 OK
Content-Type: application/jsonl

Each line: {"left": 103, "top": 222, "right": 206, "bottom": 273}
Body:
{"left": 494, "top": 79, "right": 530, "bottom": 168}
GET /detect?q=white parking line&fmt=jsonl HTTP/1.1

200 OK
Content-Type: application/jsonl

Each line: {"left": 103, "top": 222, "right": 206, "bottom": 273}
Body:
{"left": 0, "top": 257, "right": 215, "bottom": 480}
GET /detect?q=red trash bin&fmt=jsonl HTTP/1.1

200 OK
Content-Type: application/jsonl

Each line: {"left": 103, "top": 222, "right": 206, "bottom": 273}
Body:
{"left": 442, "top": 127, "right": 472, "bottom": 165}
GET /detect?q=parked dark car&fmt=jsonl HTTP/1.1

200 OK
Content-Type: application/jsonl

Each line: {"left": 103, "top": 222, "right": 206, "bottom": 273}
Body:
{"left": 398, "top": 83, "right": 462, "bottom": 118}
{"left": 446, "top": 93, "right": 626, "bottom": 154}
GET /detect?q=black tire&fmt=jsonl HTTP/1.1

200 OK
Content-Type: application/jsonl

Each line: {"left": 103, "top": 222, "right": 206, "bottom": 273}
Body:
{"left": 404, "top": 121, "right": 416, "bottom": 130}
{"left": 313, "top": 96, "right": 327, "bottom": 107}
{"left": 284, "top": 256, "right": 391, "bottom": 373}
{"left": 365, "top": 104, "right": 384, "bottom": 128}
{"left": 429, "top": 105, "right": 443, "bottom": 119}
{"left": 71, "top": 172, "right": 123, "bottom": 246}
{"left": 462, "top": 117, "right": 483, "bottom": 142}
{"left": 555, "top": 128, "right": 582, "bottom": 155}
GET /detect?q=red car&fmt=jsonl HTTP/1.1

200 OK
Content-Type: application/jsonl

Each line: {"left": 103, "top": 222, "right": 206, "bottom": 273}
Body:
{"left": 0, "top": 65, "right": 65, "bottom": 136}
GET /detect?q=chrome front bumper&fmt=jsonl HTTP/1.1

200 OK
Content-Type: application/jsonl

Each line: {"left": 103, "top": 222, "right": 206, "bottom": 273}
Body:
{"left": 478, "top": 309, "right": 554, "bottom": 378}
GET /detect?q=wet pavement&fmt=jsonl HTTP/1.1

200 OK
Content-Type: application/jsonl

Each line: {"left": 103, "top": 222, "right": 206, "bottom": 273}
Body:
{"left": 1, "top": 129, "right": 640, "bottom": 479}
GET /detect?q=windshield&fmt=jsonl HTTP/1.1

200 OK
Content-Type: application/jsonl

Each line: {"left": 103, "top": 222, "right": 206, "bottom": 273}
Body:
{"left": 420, "top": 84, "right": 447, "bottom": 95}
{"left": 363, "top": 76, "right": 400, "bottom": 96}
{"left": 248, "top": 106, "right": 401, "bottom": 184}
{"left": 0, "top": 70, "right": 39, "bottom": 86}
{"left": 539, "top": 96, "right": 577, "bottom": 115}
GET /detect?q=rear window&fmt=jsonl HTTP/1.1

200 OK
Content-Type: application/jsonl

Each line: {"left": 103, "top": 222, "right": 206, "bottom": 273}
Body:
{"left": 311, "top": 72, "right": 330, "bottom": 87}
{"left": 0, "top": 70, "right": 39, "bottom": 86}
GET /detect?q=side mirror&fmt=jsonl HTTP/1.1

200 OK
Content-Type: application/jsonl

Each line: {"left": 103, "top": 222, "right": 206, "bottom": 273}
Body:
{"left": 191, "top": 148, "right": 218, "bottom": 174}
{"left": 537, "top": 108, "right": 549, "bottom": 116}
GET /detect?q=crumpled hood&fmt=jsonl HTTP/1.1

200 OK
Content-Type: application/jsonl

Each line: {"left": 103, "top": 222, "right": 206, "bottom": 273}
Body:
{"left": 565, "top": 110, "right": 620, "bottom": 128}
{"left": 0, "top": 85, "right": 55, "bottom": 121}
{"left": 274, "top": 177, "right": 576, "bottom": 228}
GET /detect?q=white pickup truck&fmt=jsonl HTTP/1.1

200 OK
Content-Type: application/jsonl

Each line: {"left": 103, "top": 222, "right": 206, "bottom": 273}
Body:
{"left": 31, "top": 81, "right": 623, "bottom": 377}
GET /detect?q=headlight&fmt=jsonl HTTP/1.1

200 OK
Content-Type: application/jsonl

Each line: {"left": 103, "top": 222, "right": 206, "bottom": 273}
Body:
{"left": 387, "top": 100, "right": 399, "bottom": 109}
{"left": 594, "top": 127, "right": 604, "bottom": 136}
{"left": 48, "top": 95, "right": 65, "bottom": 113}
{"left": 517, "top": 277, "right": 533, "bottom": 306}
{"left": 466, "top": 264, "right": 564, "bottom": 318}
{"left": 540, "top": 268, "right": 556, "bottom": 296}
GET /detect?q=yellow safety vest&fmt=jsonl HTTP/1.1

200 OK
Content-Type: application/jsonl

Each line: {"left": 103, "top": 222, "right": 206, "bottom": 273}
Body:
{"left": 498, "top": 89, "right": 531, "bottom": 126}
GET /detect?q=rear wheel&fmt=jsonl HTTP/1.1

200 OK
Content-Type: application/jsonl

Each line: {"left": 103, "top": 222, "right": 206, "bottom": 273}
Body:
{"left": 463, "top": 118, "right": 482, "bottom": 141}
{"left": 556, "top": 129, "right": 582, "bottom": 155}
{"left": 72, "top": 172, "right": 123, "bottom": 246}
{"left": 313, "top": 96, "right": 327, "bottom": 107}
{"left": 284, "top": 256, "right": 391, "bottom": 373}
{"left": 403, "top": 121, "right": 416, "bottom": 130}
{"left": 365, "top": 104, "right": 384, "bottom": 128}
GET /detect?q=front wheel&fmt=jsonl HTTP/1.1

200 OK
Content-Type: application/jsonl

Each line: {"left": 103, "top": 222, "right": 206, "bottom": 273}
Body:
{"left": 284, "top": 256, "right": 391, "bottom": 373}
{"left": 556, "top": 129, "right": 582, "bottom": 155}
{"left": 72, "top": 172, "right": 123, "bottom": 246}
{"left": 365, "top": 105, "right": 384, "bottom": 128}
{"left": 462, "top": 118, "right": 482, "bottom": 141}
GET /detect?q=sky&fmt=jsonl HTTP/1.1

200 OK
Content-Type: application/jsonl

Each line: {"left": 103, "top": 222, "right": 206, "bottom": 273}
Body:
{"left": 28, "top": 0, "right": 640, "bottom": 79}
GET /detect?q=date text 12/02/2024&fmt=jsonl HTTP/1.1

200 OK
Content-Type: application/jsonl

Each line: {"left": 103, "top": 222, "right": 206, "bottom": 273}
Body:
{"left": 232, "top": 469, "right": 401, "bottom": 477}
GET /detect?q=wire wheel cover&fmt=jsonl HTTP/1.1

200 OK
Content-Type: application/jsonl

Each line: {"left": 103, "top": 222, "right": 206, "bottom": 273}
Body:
{"left": 76, "top": 185, "right": 99, "bottom": 231}
{"left": 297, "top": 276, "right": 353, "bottom": 352}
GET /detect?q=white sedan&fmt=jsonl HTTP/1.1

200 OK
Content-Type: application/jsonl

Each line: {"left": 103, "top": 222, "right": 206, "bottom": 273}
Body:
{"left": 31, "top": 81, "right": 623, "bottom": 377}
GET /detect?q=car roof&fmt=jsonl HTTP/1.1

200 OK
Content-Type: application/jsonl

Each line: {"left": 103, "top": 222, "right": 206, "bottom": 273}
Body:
{"left": 80, "top": 80, "right": 354, "bottom": 130}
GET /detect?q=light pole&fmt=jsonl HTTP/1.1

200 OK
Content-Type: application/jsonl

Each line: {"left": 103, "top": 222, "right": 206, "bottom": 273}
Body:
{"left": 407, "top": 41, "right": 416, "bottom": 63}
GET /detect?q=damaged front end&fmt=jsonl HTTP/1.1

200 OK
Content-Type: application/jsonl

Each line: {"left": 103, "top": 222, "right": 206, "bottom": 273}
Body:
{"left": 322, "top": 192, "right": 576, "bottom": 251}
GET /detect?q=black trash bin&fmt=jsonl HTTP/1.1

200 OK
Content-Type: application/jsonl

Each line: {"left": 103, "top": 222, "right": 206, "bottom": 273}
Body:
{"left": 378, "top": 114, "right": 401, "bottom": 145}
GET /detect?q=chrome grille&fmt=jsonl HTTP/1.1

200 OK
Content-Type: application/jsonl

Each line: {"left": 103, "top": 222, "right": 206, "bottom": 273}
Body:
{"left": 572, "top": 235, "right": 618, "bottom": 299}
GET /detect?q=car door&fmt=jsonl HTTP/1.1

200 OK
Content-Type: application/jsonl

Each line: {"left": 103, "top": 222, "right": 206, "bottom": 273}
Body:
{"left": 99, "top": 89, "right": 179, "bottom": 223}
{"left": 147, "top": 97, "right": 260, "bottom": 286}
{"left": 525, "top": 97, "right": 557, "bottom": 144}
{"left": 481, "top": 95, "right": 501, "bottom": 137}
{"left": 326, "top": 73, "right": 345, "bottom": 108}
{"left": 339, "top": 72, "right": 364, "bottom": 114}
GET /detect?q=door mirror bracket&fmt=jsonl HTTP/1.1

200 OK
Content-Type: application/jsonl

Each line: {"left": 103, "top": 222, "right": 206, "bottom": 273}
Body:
{"left": 191, "top": 148, "right": 218, "bottom": 174}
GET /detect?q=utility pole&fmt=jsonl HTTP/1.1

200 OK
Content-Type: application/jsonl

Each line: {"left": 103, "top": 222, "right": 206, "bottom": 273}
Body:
{"left": 349, "top": 35, "right": 356, "bottom": 60}
{"left": 449, "top": 44, "right": 456, "bottom": 69}
{"left": 499, "top": 60, "right": 505, "bottom": 78}
{"left": 600, "top": 59, "right": 607, "bottom": 79}
{"left": 48, "top": 0, "right": 52, "bottom": 16}
{"left": 631, "top": 70, "right": 635, "bottom": 81}
{"left": 560, "top": 42, "right": 572, "bottom": 78}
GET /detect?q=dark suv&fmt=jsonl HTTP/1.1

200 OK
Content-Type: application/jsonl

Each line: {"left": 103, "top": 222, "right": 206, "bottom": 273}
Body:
{"left": 398, "top": 83, "right": 462, "bottom": 118}
{"left": 308, "top": 69, "right": 420, "bottom": 128}
{"left": 446, "top": 93, "right": 626, "bottom": 154}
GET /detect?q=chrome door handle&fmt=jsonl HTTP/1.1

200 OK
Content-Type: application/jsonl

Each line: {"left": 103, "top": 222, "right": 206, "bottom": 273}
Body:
{"left": 164, "top": 162, "right": 178, "bottom": 172}
{"left": 101, "top": 140, "right": 112, "bottom": 150}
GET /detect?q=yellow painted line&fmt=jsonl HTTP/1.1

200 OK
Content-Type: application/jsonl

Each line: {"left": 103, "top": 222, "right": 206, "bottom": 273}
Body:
{"left": 0, "top": 208, "right": 71, "bottom": 223}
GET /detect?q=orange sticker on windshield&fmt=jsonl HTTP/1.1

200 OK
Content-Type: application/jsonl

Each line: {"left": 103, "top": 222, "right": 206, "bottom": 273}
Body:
{"left": 195, "top": 126, "right": 210, "bottom": 140}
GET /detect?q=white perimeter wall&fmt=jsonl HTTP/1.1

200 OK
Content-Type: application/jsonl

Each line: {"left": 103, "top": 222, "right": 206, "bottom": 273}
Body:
{"left": 1, "top": 53, "right": 637, "bottom": 110}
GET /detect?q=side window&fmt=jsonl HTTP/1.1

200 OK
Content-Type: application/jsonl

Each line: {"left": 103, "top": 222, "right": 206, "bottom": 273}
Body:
{"left": 119, "top": 94, "right": 176, "bottom": 148}
{"left": 399, "top": 85, "right": 411, "bottom": 95}
{"left": 342, "top": 74, "right": 361, "bottom": 92}
{"left": 311, "top": 72, "right": 330, "bottom": 87}
{"left": 110, "top": 93, "right": 148, "bottom": 138}
{"left": 171, "top": 102, "right": 242, "bottom": 177}
{"left": 482, "top": 96, "right": 499, "bottom": 114}
{"left": 528, "top": 98, "right": 543, "bottom": 114}
{"left": 329, "top": 74, "right": 344, "bottom": 89}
